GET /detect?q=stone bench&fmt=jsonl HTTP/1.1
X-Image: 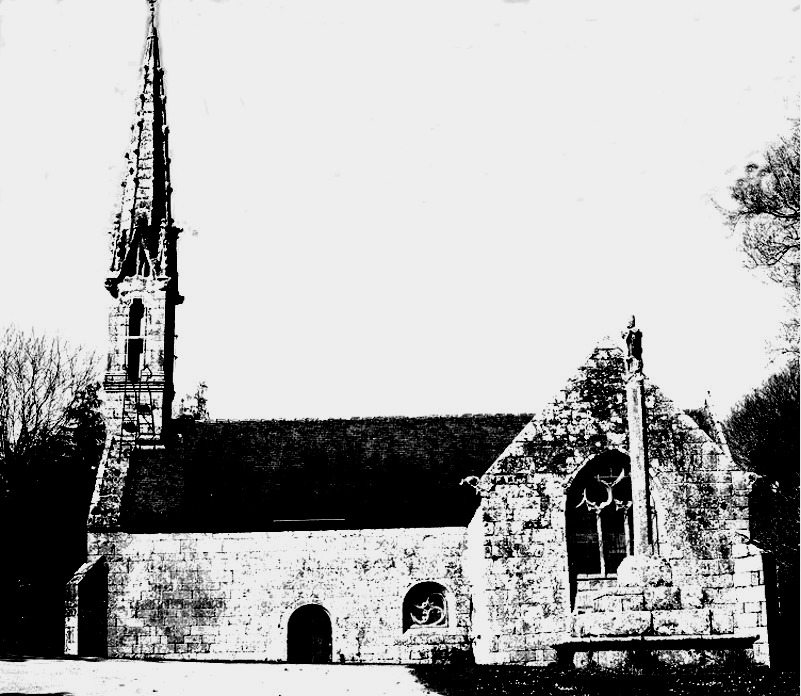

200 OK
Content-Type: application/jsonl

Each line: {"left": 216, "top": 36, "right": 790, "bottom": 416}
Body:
{"left": 553, "top": 633, "right": 759, "bottom": 668}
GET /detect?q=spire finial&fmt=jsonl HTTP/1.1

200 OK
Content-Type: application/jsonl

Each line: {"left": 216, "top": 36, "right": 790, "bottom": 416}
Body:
{"left": 147, "top": 0, "right": 157, "bottom": 31}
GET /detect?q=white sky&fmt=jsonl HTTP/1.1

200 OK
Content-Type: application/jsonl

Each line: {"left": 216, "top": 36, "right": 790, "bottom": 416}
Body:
{"left": 0, "top": 0, "right": 797, "bottom": 420}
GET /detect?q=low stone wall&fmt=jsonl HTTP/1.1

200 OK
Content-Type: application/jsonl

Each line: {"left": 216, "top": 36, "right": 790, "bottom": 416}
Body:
{"left": 88, "top": 527, "right": 470, "bottom": 662}
{"left": 571, "top": 553, "right": 767, "bottom": 664}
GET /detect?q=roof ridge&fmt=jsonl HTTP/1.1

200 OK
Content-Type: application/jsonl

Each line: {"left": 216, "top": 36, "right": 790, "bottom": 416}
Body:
{"left": 200, "top": 413, "right": 535, "bottom": 424}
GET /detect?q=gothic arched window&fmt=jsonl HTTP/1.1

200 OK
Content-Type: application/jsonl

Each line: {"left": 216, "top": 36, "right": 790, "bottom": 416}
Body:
{"left": 403, "top": 582, "right": 448, "bottom": 631}
{"left": 566, "top": 450, "right": 632, "bottom": 577}
{"left": 126, "top": 299, "right": 145, "bottom": 383}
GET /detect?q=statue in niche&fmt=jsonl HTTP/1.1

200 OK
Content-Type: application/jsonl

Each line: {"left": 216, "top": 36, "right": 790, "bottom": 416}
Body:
{"left": 622, "top": 315, "right": 643, "bottom": 374}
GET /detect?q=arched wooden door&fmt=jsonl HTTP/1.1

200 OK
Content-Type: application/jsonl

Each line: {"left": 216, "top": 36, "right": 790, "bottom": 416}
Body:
{"left": 287, "top": 604, "right": 332, "bottom": 664}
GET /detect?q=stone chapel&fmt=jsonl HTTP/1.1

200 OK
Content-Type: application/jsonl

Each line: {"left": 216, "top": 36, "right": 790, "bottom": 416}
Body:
{"left": 64, "top": 5, "right": 773, "bottom": 667}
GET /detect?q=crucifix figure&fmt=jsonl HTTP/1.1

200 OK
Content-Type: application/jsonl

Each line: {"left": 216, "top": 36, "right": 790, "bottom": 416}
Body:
{"left": 622, "top": 315, "right": 643, "bottom": 374}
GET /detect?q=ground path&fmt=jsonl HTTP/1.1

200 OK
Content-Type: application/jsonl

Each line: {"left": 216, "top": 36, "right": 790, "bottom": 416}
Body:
{"left": 0, "top": 659, "right": 441, "bottom": 696}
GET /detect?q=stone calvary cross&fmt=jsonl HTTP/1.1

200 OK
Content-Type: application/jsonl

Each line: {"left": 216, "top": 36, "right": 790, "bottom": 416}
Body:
{"left": 622, "top": 316, "right": 652, "bottom": 557}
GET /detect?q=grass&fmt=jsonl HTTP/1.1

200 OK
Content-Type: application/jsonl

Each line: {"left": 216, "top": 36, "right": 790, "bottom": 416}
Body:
{"left": 409, "top": 664, "right": 799, "bottom": 696}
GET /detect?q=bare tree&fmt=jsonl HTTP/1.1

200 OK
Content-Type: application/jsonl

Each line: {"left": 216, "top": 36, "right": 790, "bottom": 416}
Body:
{"left": 724, "top": 124, "right": 800, "bottom": 355}
{"left": 176, "top": 380, "right": 210, "bottom": 421}
{"left": 0, "top": 327, "right": 104, "bottom": 654}
{"left": 0, "top": 326, "right": 98, "bottom": 495}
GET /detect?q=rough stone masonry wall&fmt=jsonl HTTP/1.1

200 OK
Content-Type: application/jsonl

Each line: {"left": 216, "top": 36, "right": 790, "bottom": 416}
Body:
{"left": 645, "top": 402, "right": 770, "bottom": 664}
{"left": 91, "top": 276, "right": 174, "bottom": 529}
{"left": 467, "top": 345, "right": 629, "bottom": 665}
{"left": 104, "top": 276, "right": 171, "bottom": 405}
{"left": 88, "top": 527, "right": 470, "bottom": 662}
{"left": 466, "top": 343, "right": 770, "bottom": 665}
{"left": 466, "top": 470, "right": 570, "bottom": 665}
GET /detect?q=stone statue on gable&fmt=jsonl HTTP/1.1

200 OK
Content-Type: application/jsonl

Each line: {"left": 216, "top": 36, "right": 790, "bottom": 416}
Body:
{"left": 622, "top": 315, "right": 643, "bottom": 374}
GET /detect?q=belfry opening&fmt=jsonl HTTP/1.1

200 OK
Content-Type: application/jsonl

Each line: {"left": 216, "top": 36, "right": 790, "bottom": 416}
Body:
{"left": 126, "top": 299, "right": 145, "bottom": 383}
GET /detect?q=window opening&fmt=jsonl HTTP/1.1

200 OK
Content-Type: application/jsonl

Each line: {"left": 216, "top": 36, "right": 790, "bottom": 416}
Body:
{"left": 126, "top": 299, "right": 145, "bottom": 383}
{"left": 567, "top": 452, "right": 632, "bottom": 577}
{"left": 403, "top": 582, "right": 448, "bottom": 631}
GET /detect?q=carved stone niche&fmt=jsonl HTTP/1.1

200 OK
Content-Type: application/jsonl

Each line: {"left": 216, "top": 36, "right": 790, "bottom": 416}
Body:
{"left": 403, "top": 582, "right": 448, "bottom": 631}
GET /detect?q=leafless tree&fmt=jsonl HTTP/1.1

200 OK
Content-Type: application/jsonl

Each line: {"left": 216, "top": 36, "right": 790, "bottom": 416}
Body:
{"left": 0, "top": 326, "right": 98, "bottom": 494}
{"left": 724, "top": 123, "right": 800, "bottom": 356}
{"left": 0, "top": 327, "right": 103, "bottom": 653}
{"left": 175, "top": 380, "right": 210, "bottom": 421}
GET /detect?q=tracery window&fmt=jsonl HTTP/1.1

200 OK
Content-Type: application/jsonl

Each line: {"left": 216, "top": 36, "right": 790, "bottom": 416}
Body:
{"left": 566, "top": 451, "right": 633, "bottom": 577}
{"left": 403, "top": 582, "right": 448, "bottom": 631}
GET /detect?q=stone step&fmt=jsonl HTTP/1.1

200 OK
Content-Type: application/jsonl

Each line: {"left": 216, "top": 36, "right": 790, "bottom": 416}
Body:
{"left": 572, "top": 608, "right": 714, "bottom": 637}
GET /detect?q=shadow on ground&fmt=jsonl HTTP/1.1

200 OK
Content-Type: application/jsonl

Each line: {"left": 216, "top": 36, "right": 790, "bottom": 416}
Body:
{"left": 409, "top": 665, "right": 800, "bottom": 696}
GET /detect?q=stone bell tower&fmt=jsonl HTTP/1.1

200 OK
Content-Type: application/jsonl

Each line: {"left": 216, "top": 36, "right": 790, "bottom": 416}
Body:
{"left": 104, "top": 0, "right": 181, "bottom": 442}
{"left": 89, "top": 0, "right": 181, "bottom": 528}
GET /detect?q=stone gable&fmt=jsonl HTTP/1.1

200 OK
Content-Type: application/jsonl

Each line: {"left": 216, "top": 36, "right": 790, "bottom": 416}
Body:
{"left": 465, "top": 340, "right": 769, "bottom": 666}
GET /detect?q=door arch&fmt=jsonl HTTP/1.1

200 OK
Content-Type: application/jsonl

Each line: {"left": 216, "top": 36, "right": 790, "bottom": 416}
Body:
{"left": 287, "top": 604, "right": 332, "bottom": 663}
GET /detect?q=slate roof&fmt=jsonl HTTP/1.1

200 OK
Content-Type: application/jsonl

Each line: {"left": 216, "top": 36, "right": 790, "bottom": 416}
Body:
{"left": 119, "top": 414, "right": 532, "bottom": 532}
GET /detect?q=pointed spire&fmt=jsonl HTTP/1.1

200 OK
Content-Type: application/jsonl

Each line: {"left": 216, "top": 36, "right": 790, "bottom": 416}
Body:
{"left": 106, "top": 0, "right": 177, "bottom": 297}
